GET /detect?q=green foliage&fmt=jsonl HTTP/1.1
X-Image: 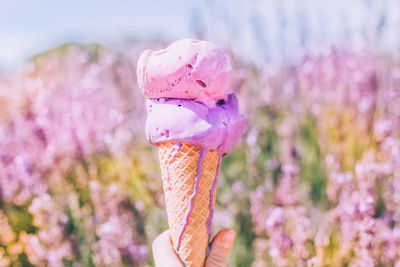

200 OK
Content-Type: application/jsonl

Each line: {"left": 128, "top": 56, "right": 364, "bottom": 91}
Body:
{"left": 3, "top": 204, "right": 36, "bottom": 234}
{"left": 298, "top": 114, "right": 328, "bottom": 204}
{"left": 32, "top": 43, "right": 104, "bottom": 63}
{"left": 13, "top": 253, "right": 35, "bottom": 267}
{"left": 232, "top": 202, "right": 256, "bottom": 267}
{"left": 254, "top": 106, "right": 281, "bottom": 186}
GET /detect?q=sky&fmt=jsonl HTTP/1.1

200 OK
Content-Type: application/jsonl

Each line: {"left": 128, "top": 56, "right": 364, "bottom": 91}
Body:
{"left": 1, "top": 0, "right": 399, "bottom": 71}
{"left": 0, "top": 0, "right": 192, "bottom": 70}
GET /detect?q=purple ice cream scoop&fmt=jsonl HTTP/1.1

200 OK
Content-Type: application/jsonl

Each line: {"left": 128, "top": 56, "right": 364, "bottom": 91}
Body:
{"left": 145, "top": 93, "right": 245, "bottom": 154}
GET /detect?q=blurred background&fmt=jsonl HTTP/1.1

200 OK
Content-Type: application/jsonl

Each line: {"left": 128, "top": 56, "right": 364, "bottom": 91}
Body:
{"left": 1, "top": 0, "right": 400, "bottom": 266}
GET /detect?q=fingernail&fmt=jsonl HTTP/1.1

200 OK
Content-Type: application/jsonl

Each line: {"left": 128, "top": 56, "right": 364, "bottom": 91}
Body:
{"left": 221, "top": 230, "right": 235, "bottom": 249}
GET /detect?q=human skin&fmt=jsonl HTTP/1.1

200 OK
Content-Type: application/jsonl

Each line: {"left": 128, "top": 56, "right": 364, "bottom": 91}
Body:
{"left": 152, "top": 229, "right": 236, "bottom": 267}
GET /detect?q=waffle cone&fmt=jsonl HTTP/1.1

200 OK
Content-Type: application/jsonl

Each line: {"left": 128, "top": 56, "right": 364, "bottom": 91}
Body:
{"left": 158, "top": 142, "right": 221, "bottom": 267}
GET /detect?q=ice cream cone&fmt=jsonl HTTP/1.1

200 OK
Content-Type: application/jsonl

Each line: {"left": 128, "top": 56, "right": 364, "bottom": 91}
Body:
{"left": 138, "top": 38, "right": 245, "bottom": 266}
{"left": 158, "top": 141, "right": 221, "bottom": 267}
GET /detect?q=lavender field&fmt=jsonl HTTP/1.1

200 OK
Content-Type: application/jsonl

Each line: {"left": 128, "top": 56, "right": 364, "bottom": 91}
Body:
{"left": 0, "top": 40, "right": 399, "bottom": 267}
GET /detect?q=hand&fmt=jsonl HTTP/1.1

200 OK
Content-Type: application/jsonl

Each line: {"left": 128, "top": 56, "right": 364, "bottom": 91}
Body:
{"left": 152, "top": 229, "right": 236, "bottom": 267}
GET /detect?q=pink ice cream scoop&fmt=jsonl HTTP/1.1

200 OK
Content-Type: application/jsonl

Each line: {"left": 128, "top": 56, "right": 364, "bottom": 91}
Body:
{"left": 137, "top": 38, "right": 232, "bottom": 103}
{"left": 138, "top": 38, "right": 245, "bottom": 152}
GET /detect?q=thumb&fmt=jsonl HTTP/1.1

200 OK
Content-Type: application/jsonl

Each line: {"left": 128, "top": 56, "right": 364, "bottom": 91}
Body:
{"left": 205, "top": 229, "right": 235, "bottom": 267}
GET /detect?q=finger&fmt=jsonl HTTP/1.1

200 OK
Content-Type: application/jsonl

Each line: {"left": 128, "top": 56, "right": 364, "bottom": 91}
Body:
{"left": 152, "top": 230, "right": 183, "bottom": 267}
{"left": 205, "top": 229, "right": 235, "bottom": 267}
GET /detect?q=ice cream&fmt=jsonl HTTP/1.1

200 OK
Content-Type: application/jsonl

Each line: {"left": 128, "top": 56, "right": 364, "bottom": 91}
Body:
{"left": 145, "top": 93, "right": 245, "bottom": 154}
{"left": 137, "top": 38, "right": 232, "bottom": 103}
{"left": 137, "top": 38, "right": 244, "bottom": 267}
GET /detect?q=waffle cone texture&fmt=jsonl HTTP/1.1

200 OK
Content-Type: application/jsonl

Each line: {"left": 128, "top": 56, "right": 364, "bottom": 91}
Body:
{"left": 158, "top": 142, "right": 221, "bottom": 267}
